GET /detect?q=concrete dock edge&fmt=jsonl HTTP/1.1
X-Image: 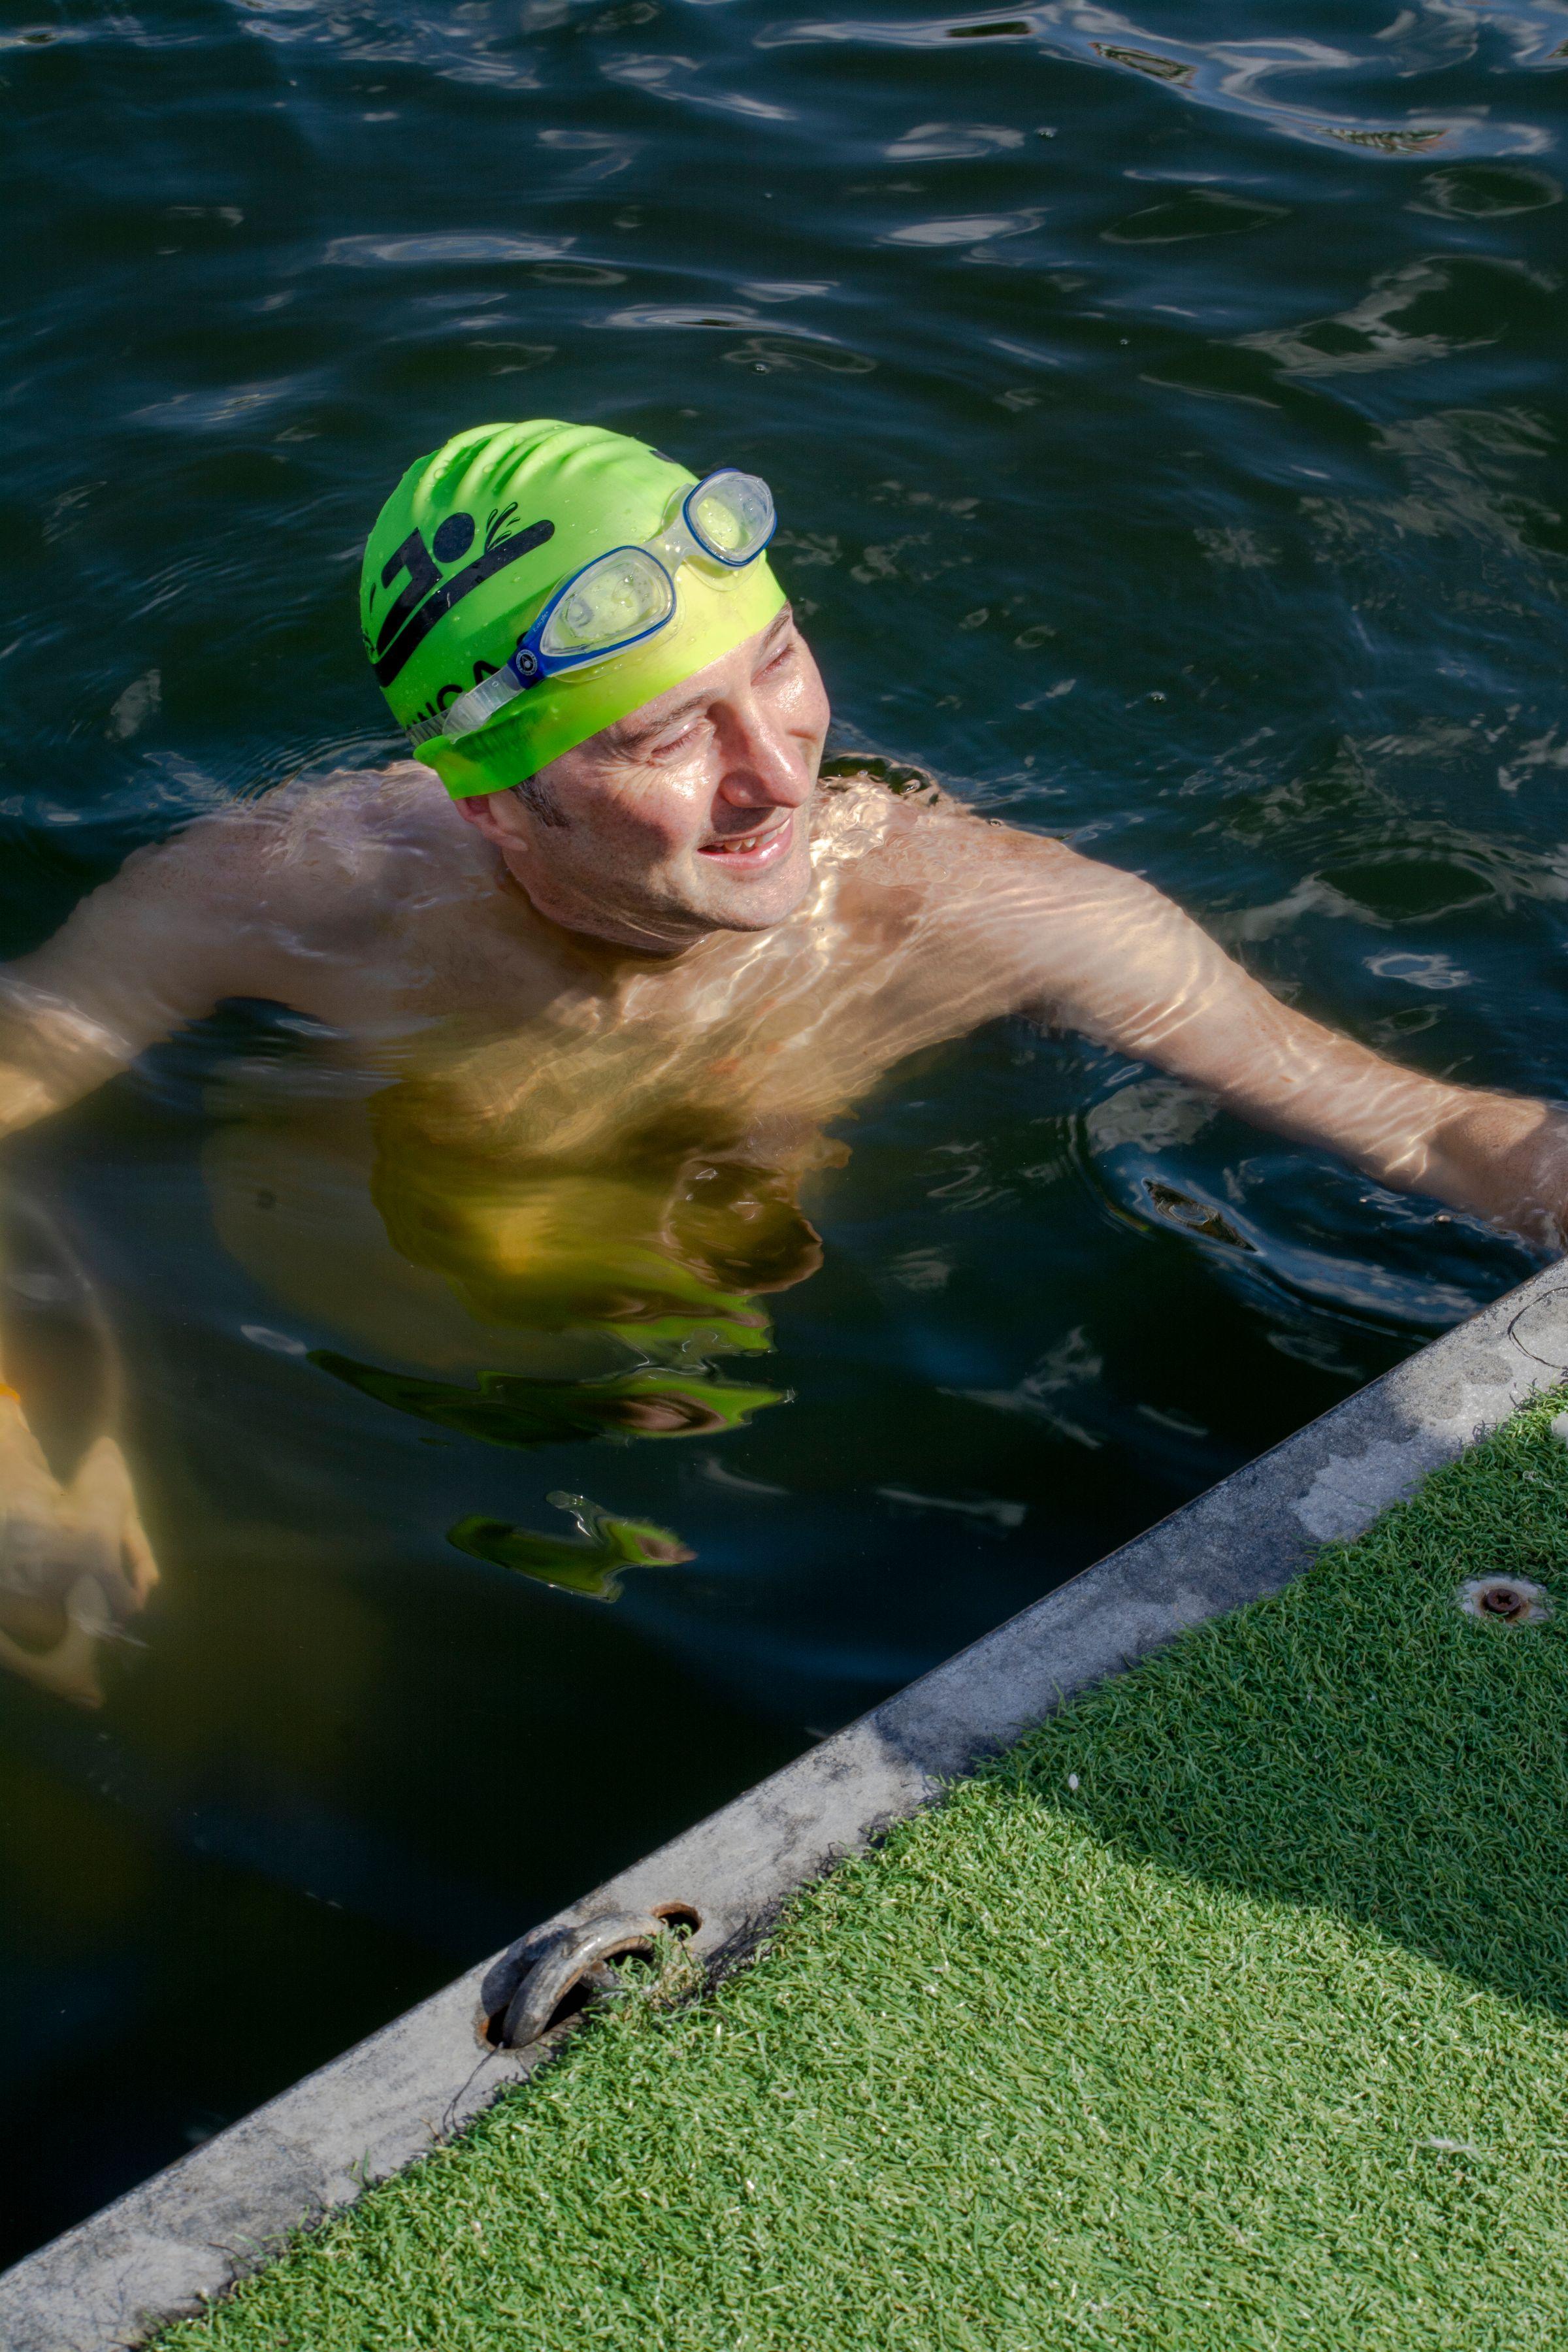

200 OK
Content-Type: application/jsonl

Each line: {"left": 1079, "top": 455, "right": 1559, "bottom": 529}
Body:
{"left": 7, "top": 1259, "right": 1568, "bottom": 2351}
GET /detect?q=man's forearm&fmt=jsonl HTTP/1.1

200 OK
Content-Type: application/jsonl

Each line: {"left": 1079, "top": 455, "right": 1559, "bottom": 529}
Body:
{"left": 1205, "top": 1020, "right": 1567, "bottom": 1247}
{"left": 1193, "top": 1013, "right": 1568, "bottom": 1248}
{"left": 0, "top": 972, "right": 139, "bottom": 1139}
{"left": 1029, "top": 858, "right": 1568, "bottom": 1250}
{"left": 0, "top": 1066, "right": 63, "bottom": 1139}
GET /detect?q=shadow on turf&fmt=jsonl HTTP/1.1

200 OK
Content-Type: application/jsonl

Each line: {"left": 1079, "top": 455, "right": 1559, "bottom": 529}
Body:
{"left": 905, "top": 1403, "right": 1568, "bottom": 2021}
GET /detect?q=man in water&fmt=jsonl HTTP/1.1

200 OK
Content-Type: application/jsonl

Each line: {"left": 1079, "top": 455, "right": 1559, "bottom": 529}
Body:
{"left": 1, "top": 417, "right": 1565, "bottom": 1697}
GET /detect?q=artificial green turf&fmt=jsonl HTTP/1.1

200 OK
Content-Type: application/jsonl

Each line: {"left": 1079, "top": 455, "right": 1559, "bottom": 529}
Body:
{"left": 163, "top": 1392, "right": 1568, "bottom": 2351}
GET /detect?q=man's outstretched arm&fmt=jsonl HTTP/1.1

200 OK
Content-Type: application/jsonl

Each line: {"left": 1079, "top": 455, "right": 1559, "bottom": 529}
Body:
{"left": 998, "top": 836, "right": 1568, "bottom": 1248}
{"left": 0, "top": 813, "right": 276, "bottom": 1700}
{"left": 0, "top": 816, "right": 268, "bottom": 1137}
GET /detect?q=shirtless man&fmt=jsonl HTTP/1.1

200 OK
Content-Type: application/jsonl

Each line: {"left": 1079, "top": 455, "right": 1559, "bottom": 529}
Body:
{"left": 1, "top": 416, "right": 1563, "bottom": 1701}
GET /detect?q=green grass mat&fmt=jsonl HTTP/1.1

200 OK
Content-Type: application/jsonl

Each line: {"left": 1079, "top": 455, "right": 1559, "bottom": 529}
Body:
{"left": 163, "top": 1394, "right": 1568, "bottom": 2351}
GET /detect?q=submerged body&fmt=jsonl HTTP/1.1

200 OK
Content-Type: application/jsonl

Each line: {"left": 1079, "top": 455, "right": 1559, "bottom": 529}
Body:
{"left": 12, "top": 731, "right": 1564, "bottom": 1245}
{"left": 3, "top": 607, "right": 1566, "bottom": 1696}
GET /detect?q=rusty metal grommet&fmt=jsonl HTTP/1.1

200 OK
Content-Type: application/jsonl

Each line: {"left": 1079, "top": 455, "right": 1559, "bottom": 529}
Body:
{"left": 1456, "top": 1575, "right": 1553, "bottom": 1627}
{"left": 497, "top": 1910, "right": 672, "bottom": 2050}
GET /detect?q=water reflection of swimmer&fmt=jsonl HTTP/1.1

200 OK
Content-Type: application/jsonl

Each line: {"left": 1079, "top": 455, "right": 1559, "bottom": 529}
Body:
{"left": 206, "top": 1028, "right": 834, "bottom": 1448}
{"left": 312, "top": 1356, "right": 787, "bottom": 1449}
{"left": 4, "top": 419, "right": 1568, "bottom": 1693}
{"left": 366, "top": 1051, "right": 832, "bottom": 1349}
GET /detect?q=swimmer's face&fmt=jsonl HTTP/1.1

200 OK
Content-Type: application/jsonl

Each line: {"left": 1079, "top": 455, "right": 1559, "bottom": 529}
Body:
{"left": 456, "top": 607, "right": 828, "bottom": 952}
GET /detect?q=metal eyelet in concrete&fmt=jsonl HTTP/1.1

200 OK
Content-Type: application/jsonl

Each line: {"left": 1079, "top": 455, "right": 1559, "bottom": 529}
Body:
{"left": 498, "top": 1911, "right": 672, "bottom": 2048}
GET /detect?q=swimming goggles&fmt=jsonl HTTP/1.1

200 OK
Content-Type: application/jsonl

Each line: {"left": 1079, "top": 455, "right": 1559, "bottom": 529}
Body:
{"left": 415, "top": 468, "right": 776, "bottom": 749}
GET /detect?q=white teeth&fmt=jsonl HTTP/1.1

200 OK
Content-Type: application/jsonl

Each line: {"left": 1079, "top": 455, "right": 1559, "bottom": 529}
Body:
{"left": 705, "top": 826, "right": 777, "bottom": 854}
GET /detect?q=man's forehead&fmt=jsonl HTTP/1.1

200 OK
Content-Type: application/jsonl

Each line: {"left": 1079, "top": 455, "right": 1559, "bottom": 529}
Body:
{"left": 604, "top": 606, "right": 797, "bottom": 751}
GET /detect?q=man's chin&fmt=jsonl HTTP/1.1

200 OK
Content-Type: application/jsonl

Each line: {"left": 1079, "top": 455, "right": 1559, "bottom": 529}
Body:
{"left": 686, "top": 850, "right": 814, "bottom": 934}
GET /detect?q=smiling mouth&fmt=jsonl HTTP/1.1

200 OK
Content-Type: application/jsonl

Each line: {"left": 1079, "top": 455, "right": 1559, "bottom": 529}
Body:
{"left": 697, "top": 815, "right": 792, "bottom": 863}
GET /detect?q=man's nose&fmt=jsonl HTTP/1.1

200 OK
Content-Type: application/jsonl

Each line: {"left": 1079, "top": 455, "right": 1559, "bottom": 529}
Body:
{"left": 713, "top": 700, "right": 812, "bottom": 809}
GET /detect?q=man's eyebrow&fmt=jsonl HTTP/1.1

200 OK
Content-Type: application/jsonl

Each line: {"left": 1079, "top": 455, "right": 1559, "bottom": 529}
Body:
{"left": 613, "top": 687, "right": 710, "bottom": 747}
{"left": 755, "top": 603, "right": 794, "bottom": 660}
{"left": 612, "top": 606, "right": 796, "bottom": 747}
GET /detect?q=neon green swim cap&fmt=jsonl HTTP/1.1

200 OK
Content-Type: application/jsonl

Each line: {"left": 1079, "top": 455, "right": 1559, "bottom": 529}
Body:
{"left": 361, "top": 419, "right": 785, "bottom": 796}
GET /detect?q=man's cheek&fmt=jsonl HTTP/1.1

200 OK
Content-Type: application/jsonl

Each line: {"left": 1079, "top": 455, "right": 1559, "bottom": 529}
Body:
{"left": 602, "top": 772, "right": 704, "bottom": 853}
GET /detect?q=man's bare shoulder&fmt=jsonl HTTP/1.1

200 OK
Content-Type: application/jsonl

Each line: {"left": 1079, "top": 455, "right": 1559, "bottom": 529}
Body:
{"left": 814, "top": 774, "right": 1177, "bottom": 1026}
{"left": 135, "top": 760, "right": 487, "bottom": 932}
{"left": 201, "top": 760, "right": 471, "bottom": 883}
{"left": 819, "top": 768, "right": 1082, "bottom": 896}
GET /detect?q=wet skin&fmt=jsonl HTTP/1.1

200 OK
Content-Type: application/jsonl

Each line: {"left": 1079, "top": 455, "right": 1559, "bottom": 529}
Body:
{"left": 3, "top": 603, "right": 1567, "bottom": 1693}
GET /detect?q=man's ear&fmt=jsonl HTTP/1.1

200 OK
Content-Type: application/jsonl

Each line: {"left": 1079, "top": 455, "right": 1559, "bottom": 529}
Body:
{"left": 453, "top": 789, "right": 517, "bottom": 849}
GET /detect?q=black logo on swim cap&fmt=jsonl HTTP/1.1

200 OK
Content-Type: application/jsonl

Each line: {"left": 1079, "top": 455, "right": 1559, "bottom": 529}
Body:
{"left": 372, "top": 514, "right": 555, "bottom": 689}
{"left": 432, "top": 512, "right": 476, "bottom": 564}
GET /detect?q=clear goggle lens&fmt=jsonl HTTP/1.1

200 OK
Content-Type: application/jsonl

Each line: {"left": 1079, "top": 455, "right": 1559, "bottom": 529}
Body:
{"left": 684, "top": 469, "right": 773, "bottom": 565}
{"left": 538, "top": 547, "right": 674, "bottom": 661}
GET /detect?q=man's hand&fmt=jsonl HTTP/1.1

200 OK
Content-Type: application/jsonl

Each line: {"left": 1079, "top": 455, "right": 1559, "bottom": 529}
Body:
{"left": 1417, "top": 1090, "right": 1568, "bottom": 1255}
{"left": 0, "top": 1392, "right": 159, "bottom": 1707}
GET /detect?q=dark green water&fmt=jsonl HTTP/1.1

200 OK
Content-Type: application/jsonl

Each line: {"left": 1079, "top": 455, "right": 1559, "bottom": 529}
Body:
{"left": 2, "top": 0, "right": 1565, "bottom": 2265}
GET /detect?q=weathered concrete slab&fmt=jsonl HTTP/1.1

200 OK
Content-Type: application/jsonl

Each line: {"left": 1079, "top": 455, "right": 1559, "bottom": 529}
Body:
{"left": 6, "top": 1259, "right": 1567, "bottom": 2351}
